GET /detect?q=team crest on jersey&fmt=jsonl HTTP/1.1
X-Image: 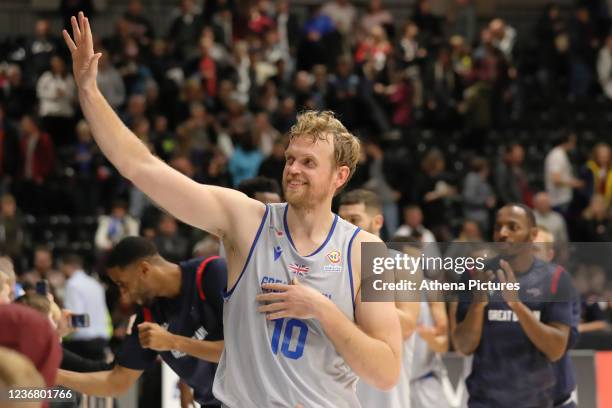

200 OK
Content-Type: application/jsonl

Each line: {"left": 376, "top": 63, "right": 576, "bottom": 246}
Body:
{"left": 289, "top": 263, "right": 310, "bottom": 277}
{"left": 326, "top": 250, "right": 341, "bottom": 264}
{"left": 526, "top": 287, "right": 542, "bottom": 297}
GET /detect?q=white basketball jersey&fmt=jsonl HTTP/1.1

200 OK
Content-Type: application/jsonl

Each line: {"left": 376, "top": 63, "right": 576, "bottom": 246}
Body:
{"left": 357, "top": 334, "right": 415, "bottom": 408}
{"left": 213, "top": 203, "right": 361, "bottom": 407}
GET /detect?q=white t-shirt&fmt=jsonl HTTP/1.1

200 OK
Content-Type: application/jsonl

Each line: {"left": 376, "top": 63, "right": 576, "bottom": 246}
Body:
{"left": 544, "top": 146, "right": 573, "bottom": 207}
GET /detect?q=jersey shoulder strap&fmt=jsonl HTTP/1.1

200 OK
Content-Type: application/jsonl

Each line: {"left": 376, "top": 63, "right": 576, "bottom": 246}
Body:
{"left": 196, "top": 255, "right": 221, "bottom": 301}
{"left": 142, "top": 307, "right": 153, "bottom": 322}
{"left": 550, "top": 265, "right": 565, "bottom": 295}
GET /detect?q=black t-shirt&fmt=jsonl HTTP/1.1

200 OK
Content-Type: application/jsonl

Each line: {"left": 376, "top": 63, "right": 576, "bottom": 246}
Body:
{"left": 116, "top": 257, "right": 226, "bottom": 406}
{"left": 457, "top": 257, "right": 573, "bottom": 408}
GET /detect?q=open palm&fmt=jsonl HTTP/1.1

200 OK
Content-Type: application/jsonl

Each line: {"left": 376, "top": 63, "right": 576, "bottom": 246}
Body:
{"left": 62, "top": 11, "right": 101, "bottom": 90}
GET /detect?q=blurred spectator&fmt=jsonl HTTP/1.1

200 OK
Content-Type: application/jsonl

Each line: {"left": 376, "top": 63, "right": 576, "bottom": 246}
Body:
{"left": 123, "top": 0, "right": 154, "bottom": 48}
{"left": 36, "top": 55, "right": 76, "bottom": 148}
{"left": 16, "top": 115, "right": 55, "bottom": 215}
{"left": 228, "top": 129, "right": 263, "bottom": 187}
{"left": 1, "top": 64, "right": 37, "bottom": 121}
{"left": 577, "top": 194, "right": 612, "bottom": 241}
{"left": 414, "top": 149, "right": 457, "bottom": 241}
{"left": 544, "top": 132, "right": 582, "bottom": 212}
{"left": 94, "top": 200, "right": 139, "bottom": 252}
{"left": 27, "top": 19, "right": 61, "bottom": 82}
{"left": 327, "top": 56, "right": 360, "bottom": 131}
{"left": 456, "top": 219, "right": 483, "bottom": 242}
{"left": 597, "top": 34, "right": 612, "bottom": 99}
{"left": 0, "top": 256, "right": 20, "bottom": 301}
{"left": 423, "top": 46, "right": 462, "bottom": 127}
{"left": 462, "top": 157, "right": 495, "bottom": 235}
{"left": 0, "top": 194, "right": 24, "bottom": 264}
{"left": 167, "top": 0, "right": 203, "bottom": 60}
{"left": 575, "top": 143, "right": 612, "bottom": 214}
{"left": 97, "top": 50, "right": 126, "bottom": 110}
{"left": 579, "top": 266, "right": 610, "bottom": 333}
{"left": 116, "top": 37, "right": 154, "bottom": 96}
{"left": 359, "top": 0, "right": 393, "bottom": 41}
{"left": 21, "top": 246, "right": 65, "bottom": 303}
{"left": 321, "top": 0, "right": 357, "bottom": 50}
{"left": 0, "top": 303, "right": 62, "bottom": 387}
{"left": 275, "top": 0, "right": 300, "bottom": 55}
{"left": 494, "top": 143, "right": 530, "bottom": 206}
{"left": 259, "top": 137, "right": 286, "bottom": 188}
{"left": 395, "top": 204, "right": 437, "bottom": 243}
{"left": 489, "top": 18, "right": 517, "bottom": 61}
{"left": 237, "top": 176, "right": 282, "bottom": 204}
{"left": 413, "top": 0, "right": 443, "bottom": 50}
{"left": 61, "top": 254, "right": 110, "bottom": 361}
{"left": 533, "top": 191, "right": 569, "bottom": 248}
{"left": 211, "top": 3, "right": 235, "bottom": 49}
{"left": 570, "top": 6, "right": 599, "bottom": 96}
{"left": 363, "top": 142, "right": 401, "bottom": 239}
{"left": 253, "top": 111, "right": 280, "bottom": 157}
{"left": 355, "top": 25, "right": 392, "bottom": 73}
{"left": 0, "top": 270, "right": 10, "bottom": 304}
{"left": 298, "top": 5, "right": 337, "bottom": 71}
{"left": 154, "top": 214, "right": 189, "bottom": 263}
{"left": 71, "top": 120, "right": 103, "bottom": 215}
{"left": 0, "top": 105, "right": 19, "bottom": 193}
{"left": 450, "top": 0, "right": 476, "bottom": 45}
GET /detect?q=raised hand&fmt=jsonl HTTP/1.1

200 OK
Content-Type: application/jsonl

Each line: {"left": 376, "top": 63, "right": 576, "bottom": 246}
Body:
{"left": 62, "top": 11, "right": 101, "bottom": 90}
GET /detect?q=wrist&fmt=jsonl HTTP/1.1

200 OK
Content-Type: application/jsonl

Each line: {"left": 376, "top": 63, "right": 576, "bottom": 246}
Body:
{"left": 78, "top": 85, "right": 100, "bottom": 98}
{"left": 314, "top": 294, "right": 334, "bottom": 323}
{"left": 168, "top": 333, "right": 180, "bottom": 350}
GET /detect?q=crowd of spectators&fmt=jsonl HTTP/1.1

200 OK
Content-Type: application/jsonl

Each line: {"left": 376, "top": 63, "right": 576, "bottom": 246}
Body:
{"left": 0, "top": 0, "right": 611, "bottom": 389}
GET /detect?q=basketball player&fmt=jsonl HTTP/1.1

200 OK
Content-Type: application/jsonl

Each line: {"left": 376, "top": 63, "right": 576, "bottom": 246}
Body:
{"left": 534, "top": 227, "right": 580, "bottom": 408}
{"left": 63, "top": 13, "right": 401, "bottom": 407}
{"left": 338, "top": 189, "right": 419, "bottom": 408}
{"left": 453, "top": 204, "right": 573, "bottom": 407}
{"left": 55, "top": 237, "right": 226, "bottom": 407}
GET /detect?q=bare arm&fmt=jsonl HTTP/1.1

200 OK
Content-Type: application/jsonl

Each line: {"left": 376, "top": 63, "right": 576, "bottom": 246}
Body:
{"left": 62, "top": 13, "right": 263, "bottom": 244}
{"left": 138, "top": 322, "right": 224, "bottom": 363}
{"left": 579, "top": 320, "right": 610, "bottom": 332}
{"left": 169, "top": 336, "right": 224, "bottom": 363}
{"left": 452, "top": 302, "right": 486, "bottom": 355}
{"left": 511, "top": 302, "right": 570, "bottom": 362}
{"left": 396, "top": 301, "right": 419, "bottom": 340}
{"left": 56, "top": 365, "right": 142, "bottom": 397}
{"left": 417, "top": 301, "right": 449, "bottom": 354}
{"left": 326, "top": 232, "right": 402, "bottom": 390}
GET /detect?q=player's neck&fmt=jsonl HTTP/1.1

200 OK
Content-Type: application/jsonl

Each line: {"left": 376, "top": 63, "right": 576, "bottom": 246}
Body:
{"left": 286, "top": 204, "right": 335, "bottom": 244}
{"left": 156, "top": 263, "right": 182, "bottom": 298}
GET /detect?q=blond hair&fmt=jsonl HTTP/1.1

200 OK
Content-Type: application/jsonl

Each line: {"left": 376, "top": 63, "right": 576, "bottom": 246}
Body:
{"left": 288, "top": 111, "right": 361, "bottom": 192}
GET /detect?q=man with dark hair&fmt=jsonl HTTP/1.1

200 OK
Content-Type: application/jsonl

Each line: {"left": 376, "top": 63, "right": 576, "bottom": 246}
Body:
{"left": 56, "top": 237, "right": 227, "bottom": 408}
{"left": 236, "top": 175, "right": 282, "bottom": 203}
{"left": 61, "top": 253, "right": 110, "bottom": 361}
{"left": 453, "top": 203, "right": 574, "bottom": 407}
{"left": 338, "top": 189, "right": 419, "bottom": 408}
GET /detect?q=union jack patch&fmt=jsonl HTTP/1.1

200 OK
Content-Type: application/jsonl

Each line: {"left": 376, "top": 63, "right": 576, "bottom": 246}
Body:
{"left": 289, "top": 263, "right": 310, "bottom": 277}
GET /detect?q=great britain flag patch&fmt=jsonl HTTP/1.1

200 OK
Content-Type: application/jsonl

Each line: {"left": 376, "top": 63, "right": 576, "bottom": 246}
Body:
{"left": 289, "top": 263, "right": 310, "bottom": 277}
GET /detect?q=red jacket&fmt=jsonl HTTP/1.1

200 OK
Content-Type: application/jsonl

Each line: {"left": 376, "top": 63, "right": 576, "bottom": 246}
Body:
{"left": 19, "top": 131, "right": 54, "bottom": 182}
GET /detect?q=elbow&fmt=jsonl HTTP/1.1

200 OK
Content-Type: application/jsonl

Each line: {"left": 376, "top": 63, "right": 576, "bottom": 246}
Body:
{"left": 546, "top": 348, "right": 565, "bottom": 363}
{"left": 373, "top": 370, "right": 400, "bottom": 391}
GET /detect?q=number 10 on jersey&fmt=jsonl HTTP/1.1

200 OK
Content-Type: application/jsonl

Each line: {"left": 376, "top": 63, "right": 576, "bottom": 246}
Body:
{"left": 270, "top": 318, "right": 308, "bottom": 359}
